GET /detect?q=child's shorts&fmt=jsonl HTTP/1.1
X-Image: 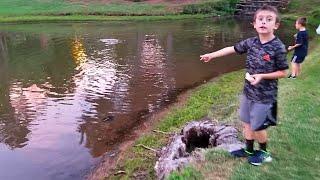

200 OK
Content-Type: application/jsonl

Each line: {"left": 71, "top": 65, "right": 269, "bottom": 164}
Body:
{"left": 239, "top": 94, "right": 277, "bottom": 131}
{"left": 291, "top": 54, "right": 306, "bottom": 64}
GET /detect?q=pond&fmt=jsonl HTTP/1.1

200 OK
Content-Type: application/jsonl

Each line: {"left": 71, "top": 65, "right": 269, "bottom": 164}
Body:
{"left": 0, "top": 18, "right": 294, "bottom": 179}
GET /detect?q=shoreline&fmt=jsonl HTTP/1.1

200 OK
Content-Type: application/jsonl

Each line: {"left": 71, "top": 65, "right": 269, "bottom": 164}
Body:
{"left": 103, "top": 70, "right": 244, "bottom": 179}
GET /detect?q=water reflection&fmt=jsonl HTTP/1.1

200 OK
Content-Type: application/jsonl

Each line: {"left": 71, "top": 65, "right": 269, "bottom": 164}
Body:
{"left": 0, "top": 34, "right": 31, "bottom": 149}
{"left": 74, "top": 33, "right": 176, "bottom": 156}
{"left": 0, "top": 19, "right": 294, "bottom": 179}
{"left": 71, "top": 37, "right": 87, "bottom": 69}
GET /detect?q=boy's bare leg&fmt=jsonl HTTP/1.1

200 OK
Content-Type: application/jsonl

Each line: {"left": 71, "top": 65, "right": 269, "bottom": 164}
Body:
{"left": 243, "top": 123, "right": 254, "bottom": 140}
{"left": 291, "top": 62, "right": 297, "bottom": 76}
{"left": 254, "top": 130, "right": 267, "bottom": 143}
{"left": 297, "top": 63, "right": 301, "bottom": 76}
{"left": 230, "top": 122, "right": 255, "bottom": 156}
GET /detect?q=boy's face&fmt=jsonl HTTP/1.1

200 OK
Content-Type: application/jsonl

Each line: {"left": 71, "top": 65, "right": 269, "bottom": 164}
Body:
{"left": 253, "top": 10, "right": 279, "bottom": 35}
{"left": 295, "top": 21, "right": 302, "bottom": 29}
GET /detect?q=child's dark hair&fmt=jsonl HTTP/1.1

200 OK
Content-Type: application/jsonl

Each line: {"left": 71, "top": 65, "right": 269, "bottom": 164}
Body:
{"left": 297, "top": 17, "right": 307, "bottom": 27}
{"left": 253, "top": 5, "right": 280, "bottom": 23}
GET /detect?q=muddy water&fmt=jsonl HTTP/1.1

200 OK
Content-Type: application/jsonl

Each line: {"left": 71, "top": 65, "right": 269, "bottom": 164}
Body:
{"left": 0, "top": 19, "right": 294, "bottom": 179}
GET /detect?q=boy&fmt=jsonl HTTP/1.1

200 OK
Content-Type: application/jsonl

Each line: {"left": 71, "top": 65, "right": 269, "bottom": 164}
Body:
{"left": 288, "top": 17, "right": 308, "bottom": 79}
{"left": 200, "top": 5, "right": 288, "bottom": 166}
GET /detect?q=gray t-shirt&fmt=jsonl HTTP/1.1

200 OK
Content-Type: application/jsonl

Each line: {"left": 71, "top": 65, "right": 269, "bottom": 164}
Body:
{"left": 234, "top": 36, "right": 289, "bottom": 104}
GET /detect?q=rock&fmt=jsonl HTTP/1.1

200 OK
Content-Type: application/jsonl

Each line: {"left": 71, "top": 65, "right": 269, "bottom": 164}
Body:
{"left": 154, "top": 120, "right": 243, "bottom": 179}
{"left": 155, "top": 134, "right": 191, "bottom": 180}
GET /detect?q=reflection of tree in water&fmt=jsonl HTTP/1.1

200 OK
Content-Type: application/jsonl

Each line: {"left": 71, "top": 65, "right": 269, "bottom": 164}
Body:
{"left": 0, "top": 34, "right": 31, "bottom": 149}
{"left": 0, "top": 33, "right": 78, "bottom": 149}
{"left": 77, "top": 33, "right": 175, "bottom": 157}
{"left": 202, "top": 20, "right": 249, "bottom": 50}
{"left": 0, "top": 83, "right": 40, "bottom": 149}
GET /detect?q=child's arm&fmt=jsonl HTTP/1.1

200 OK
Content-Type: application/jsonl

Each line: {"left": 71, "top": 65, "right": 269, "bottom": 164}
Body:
{"left": 200, "top": 46, "right": 236, "bottom": 62}
{"left": 288, "top": 32, "right": 304, "bottom": 51}
{"left": 288, "top": 44, "right": 301, "bottom": 51}
{"left": 250, "top": 70, "right": 287, "bottom": 85}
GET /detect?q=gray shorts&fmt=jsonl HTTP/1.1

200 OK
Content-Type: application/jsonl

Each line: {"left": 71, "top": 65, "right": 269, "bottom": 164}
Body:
{"left": 239, "top": 94, "right": 277, "bottom": 131}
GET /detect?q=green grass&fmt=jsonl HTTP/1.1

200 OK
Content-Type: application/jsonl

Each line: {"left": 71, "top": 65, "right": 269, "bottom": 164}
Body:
{"left": 168, "top": 166, "right": 204, "bottom": 180}
{"left": 0, "top": 0, "right": 168, "bottom": 16}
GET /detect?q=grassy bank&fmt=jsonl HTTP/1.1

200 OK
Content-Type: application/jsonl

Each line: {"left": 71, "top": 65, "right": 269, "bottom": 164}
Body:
{"left": 0, "top": 0, "right": 169, "bottom": 16}
{"left": 0, "top": 0, "right": 238, "bottom": 23}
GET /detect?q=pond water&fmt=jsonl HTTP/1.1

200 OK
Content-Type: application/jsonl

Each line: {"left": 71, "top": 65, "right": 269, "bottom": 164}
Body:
{"left": 0, "top": 19, "right": 294, "bottom": 179}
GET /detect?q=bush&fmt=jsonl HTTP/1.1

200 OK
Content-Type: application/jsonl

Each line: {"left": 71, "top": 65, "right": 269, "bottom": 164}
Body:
{"left": 311, "top": 9, "right": 320, "bottom": 19}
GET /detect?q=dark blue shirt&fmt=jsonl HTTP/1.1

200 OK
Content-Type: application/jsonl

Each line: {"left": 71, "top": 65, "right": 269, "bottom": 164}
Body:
{"left": 294, "top": 30, "right": 308, "bottom": 57}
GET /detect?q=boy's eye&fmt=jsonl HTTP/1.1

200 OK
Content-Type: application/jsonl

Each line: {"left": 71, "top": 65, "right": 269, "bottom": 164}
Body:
{"left": 267, "top": 18, "right": 272, "bottom": 22}
{"left": 259, "top": 17, "right": 263, "bottom": 21}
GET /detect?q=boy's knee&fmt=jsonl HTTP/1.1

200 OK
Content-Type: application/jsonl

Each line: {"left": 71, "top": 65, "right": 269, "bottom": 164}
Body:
{"left": 242, "top": 122, "right": 251, "bottom": 129}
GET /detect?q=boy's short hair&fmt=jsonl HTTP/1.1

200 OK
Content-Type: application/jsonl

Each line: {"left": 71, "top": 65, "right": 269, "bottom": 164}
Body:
{"left": 297, "top": 17, "right": 307, "bottom": 27}
{"left": 253, "top": 5, "right": 280, "bottom": 23}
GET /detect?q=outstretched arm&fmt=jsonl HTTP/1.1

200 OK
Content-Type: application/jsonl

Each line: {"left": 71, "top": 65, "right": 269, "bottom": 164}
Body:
{"left": 200, "top": 46, "right": 236, "bottom": 62}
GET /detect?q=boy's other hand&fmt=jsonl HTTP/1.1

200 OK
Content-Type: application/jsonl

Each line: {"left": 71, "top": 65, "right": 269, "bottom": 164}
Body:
{"left": 251, "top": 74, "right": 263, "bottom": 85}
{"left": 245, "top": 72, "right": 255, "bottom": 83}
{"left": 200, "top": 54, "right": 212, "bottom": 62}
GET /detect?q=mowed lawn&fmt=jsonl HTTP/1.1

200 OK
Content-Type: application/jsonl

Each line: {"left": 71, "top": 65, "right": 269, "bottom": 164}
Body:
{"left": 0, "top": 0, "right": 169, "bottom": 16}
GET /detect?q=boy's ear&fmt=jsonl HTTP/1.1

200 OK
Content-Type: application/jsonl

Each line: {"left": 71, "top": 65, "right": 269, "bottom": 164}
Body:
{"left": 274, "top": 23, "right": 280, "bottom": 30}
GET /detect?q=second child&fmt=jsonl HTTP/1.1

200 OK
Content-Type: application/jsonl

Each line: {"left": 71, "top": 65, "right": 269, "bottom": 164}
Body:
{"left": 288, "top": 17, "right": 309, "bottom": 79}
